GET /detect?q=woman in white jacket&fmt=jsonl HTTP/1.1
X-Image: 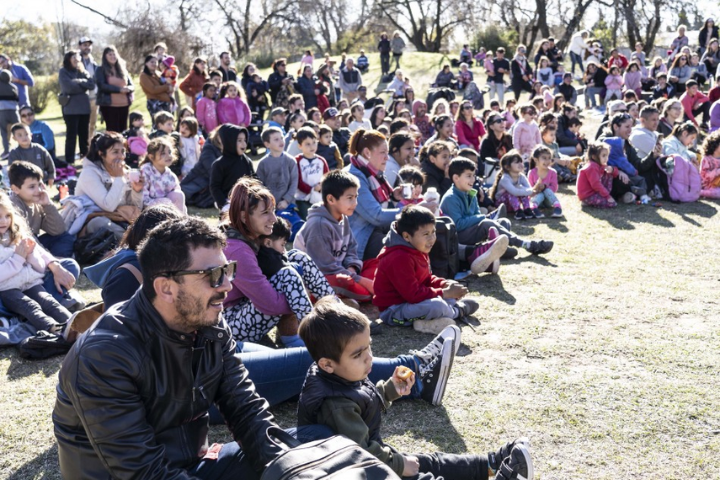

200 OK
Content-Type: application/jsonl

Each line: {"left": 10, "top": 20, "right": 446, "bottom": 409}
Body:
{"left": 569, "top": 30, "right": 590, "bottom": 77}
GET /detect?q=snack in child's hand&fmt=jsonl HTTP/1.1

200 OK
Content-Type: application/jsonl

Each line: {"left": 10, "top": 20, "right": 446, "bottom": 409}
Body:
{"left": 396, "top": 366, "right": 413, "bottom": 380}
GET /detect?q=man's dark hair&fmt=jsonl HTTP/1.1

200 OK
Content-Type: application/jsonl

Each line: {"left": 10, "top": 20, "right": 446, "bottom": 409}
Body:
{"left": 322, "top": 170, "right": 359, "bottom": 206}
{"left": 220, "top": 51, "right": 230, "bottom": 59}
{"left": 448, "top": 157, "right": 477, "bottom": 180}
{"left": 209, "top": 70, "right": 222, "bottom": 79}
{"left": 396, "top": 204, "right": 435, "bottom": 237}
{"left": 296, "top": 127, "right": 317, "bottom": 144}
{"left": 389, "top": 118, "right": 410, "bottom": 135}
{"left": 640, "top": 105, "right": 660, "bottom": 119}
{"left": 260, "top": 217, "right": 291, "bottom": 242}
{"left": 299, "top": 297, "right": 370, "bottom": 362}
{"left": 11, "top": 123, "right": 29, "bottom": 136}
{"left": 138, "top": 217, "right": 227, "bottom": 300}
{"left": 8, "top": 161, "right": 42, "bottom": 188}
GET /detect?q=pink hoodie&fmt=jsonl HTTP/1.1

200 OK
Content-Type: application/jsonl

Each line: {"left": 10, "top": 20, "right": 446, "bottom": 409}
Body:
{"left": 512, "top": 120, "right": 542, "bottom": 156}
{"left": 217, "top": 97, "right": 252, "bottom": 127}
{"left": 195, "top": 97, "right": 219, "bottom": 133}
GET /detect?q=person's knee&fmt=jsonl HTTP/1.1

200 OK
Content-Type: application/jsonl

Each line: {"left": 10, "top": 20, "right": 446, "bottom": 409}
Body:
{"left": 60, "top": 259, "right": 81, "bottom": 279}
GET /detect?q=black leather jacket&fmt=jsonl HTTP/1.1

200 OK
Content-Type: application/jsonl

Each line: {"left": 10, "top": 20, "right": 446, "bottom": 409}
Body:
{"left": 53, "top": 290, "right": 282, "bottom": 479}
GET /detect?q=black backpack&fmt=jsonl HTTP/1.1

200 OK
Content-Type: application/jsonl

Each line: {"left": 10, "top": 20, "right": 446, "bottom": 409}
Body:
{"left": 260, "top": 427, "right": 401, "bottom": 480}
{"left": 429, "top": 216, "right": 459, "bottom": 280}
{"left": 18, "top": 330, "right": 72, "bottom": 360}
{"left": 73, "top": 228, "right": 117, "bottom": 267}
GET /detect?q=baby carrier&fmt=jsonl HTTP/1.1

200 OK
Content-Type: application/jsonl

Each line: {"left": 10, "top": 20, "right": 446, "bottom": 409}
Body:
{"left": 462, "top": 81, "right": 484, "bottom": 110}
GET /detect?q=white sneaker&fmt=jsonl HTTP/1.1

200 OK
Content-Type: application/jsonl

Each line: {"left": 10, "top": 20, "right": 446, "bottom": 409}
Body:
{"left": 622, "top": 192, "right": 637, "bottom": 204}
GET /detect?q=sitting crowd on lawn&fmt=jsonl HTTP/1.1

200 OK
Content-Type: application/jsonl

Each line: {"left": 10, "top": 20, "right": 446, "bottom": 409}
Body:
{"left": 1, "top": 26, "right": 719, "bottom": 478}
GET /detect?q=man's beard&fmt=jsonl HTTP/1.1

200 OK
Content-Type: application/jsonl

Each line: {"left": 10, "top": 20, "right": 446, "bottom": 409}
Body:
{"left": 175, "top": 289, "right": 225, "bottom": 332}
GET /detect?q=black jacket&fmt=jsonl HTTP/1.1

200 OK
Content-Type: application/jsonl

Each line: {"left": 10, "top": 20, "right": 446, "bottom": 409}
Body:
{"left": 94, "top": 67, "right": 134, "bottom": 107}
{"left": 209, "top": 125, "right": 255, "bottom": 207}
{"left": 332, "top": 128, "right": 352, "bottom": 157}
{"left": 268, "top": 71, "right": 289, "bottom": 103}
{"left": 181, "top": 140, "right": 222, "bottom": 207}
{"left": 557, "top": 114, "right": 580, "bottom": 147}
{"left": 421, "top": 159, "right": 453, "bottom": 197}
{"left": 53, "top": 290, "right": 282, "bottom": 479}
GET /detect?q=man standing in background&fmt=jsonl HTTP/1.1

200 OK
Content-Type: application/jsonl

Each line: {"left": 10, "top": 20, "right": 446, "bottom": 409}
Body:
{"left": 0, "top": 54, "right": 34, "bottom": 108}
{"left": 79, "top": 37, "right": 98, "bottom": 145}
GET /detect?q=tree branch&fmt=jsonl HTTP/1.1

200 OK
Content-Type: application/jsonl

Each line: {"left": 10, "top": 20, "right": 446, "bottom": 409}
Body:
{"left": 69, "top": 0, "right": 127, "bottom": 28}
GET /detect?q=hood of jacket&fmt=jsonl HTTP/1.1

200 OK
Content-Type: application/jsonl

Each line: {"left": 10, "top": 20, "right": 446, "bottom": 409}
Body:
{"left": 0, "top": 69, "right": 10, "bottom": 83}
{"left": 218, "top": 124, "right": 249, "bottom": 157}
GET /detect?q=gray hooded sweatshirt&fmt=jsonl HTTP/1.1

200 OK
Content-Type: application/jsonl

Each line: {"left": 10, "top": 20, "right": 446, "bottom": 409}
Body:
{"left": 294, "top": 204, "right": 363, "bottom": 280}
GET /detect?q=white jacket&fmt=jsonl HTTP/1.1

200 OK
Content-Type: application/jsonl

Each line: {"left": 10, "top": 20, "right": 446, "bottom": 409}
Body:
{"left": 569, "top": 33, "right": 589, "bottom": 56}
{"left": 74, "top": 157, "right": 143, "bottom": 213}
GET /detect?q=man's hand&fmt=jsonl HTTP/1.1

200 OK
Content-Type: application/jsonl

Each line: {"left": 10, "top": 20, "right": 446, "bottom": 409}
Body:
{"left": 49, "top": 261, "right": 76, "bottom": 293}
{"left": 652, "top": 141, "right": 663, "bottom": 158}
{"left": 618, "top": 171, "right": 630, "bottom": 184}
{"left": 442, "top": 283, "right": 467, "bottom": 299}
{"left": 401, "top": 455, "right": 420, "bottom": 477}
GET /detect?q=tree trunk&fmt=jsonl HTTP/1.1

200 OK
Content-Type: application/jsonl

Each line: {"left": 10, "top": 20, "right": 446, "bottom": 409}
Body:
{"left": 556, "top": 0, "right": 594, "bottom": 51}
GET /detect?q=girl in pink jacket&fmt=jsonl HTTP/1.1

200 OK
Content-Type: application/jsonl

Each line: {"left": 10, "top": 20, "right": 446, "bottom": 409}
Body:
{"left": 604, "top": 66, "right": 624, "bottom": 102}
{"left": 512, "top": 104, "right": 542, "bottom": 160}
{"left": 195, "top": 82, "right": 219, "bottom": 135}
{"left": 217, "top": 81, "right": 252, "bottom": 127}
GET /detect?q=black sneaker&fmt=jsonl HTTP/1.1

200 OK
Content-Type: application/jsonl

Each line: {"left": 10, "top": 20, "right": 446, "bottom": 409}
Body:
{"left": 456, "top": 299, "right": 479, "bottom": 318}
{"left": 502, "top": 246, "right": 518, "bottom": 259}
{"left": 523, "top": 208, "right": 534, "bottom": 219}
{"left": 488, "top": 437, "right": 531, "bottom": 472}
{"left": 513, "top": 210, "right": 525, "bottom": 221}
{"left": 494, "top": 443, "right": 534, "bottom": 480}
{"left": 412, "top": 325, "right": 460, "bottom": 406}
{"left": 525, "top": 240, "right": 554, "bottom": 255}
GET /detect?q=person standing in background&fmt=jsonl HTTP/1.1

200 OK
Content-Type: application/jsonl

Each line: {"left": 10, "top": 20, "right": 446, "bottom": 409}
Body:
{"left": 79, "top": 37, "right": 98, "bottom": 146}
{"left": 0, "top": 53, "right": 34, "bottom": 109}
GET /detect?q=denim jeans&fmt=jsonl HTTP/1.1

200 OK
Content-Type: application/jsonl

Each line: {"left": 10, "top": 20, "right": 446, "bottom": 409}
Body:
{"left": 190, "top": 425, "right": 334, "bottom": 480}
{"left": 39, "top": 232, "right": 76, "bottom": 259}
{"left": 236, "top": 343, "right": 422, "bottom": 406}
{"left": 585, "top": 86, "right": 603, "bottom": 108}
{"left": 569, "top": 51, "right": 584, "bottom": 75}
{"left": 41, "top": 258, "right": 80, "bottom": 303}
{"left": 532, "top": 188, "right": 561, "bottom": 208}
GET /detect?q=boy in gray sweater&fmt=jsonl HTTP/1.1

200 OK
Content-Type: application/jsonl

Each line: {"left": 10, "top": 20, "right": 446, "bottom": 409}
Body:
{"left": 294, "top": 170, "right": 374, "bottom": 301}
{"left": 256, "top": 127, "right": 298, "bottom": 211}
{"left": 9, "top": 123, "right": 55, "bottom": 186}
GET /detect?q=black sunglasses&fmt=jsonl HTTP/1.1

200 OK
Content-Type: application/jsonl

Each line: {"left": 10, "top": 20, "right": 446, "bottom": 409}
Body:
{"left": 462, "top": 105, "right": 473, "bottom": 110}
{"left": 160, "top": 261, "right": 237, "bottom": 288}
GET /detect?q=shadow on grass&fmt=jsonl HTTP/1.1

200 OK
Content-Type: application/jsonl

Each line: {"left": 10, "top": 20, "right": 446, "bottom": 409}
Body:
{"left": 468, "top": 275, "right": 516, "bottom": 305}
{"left": 4, "top": 349, "right": 62, "bottom": 380}
{"left": 7, "top": 443, "right": 60, "bottom": 480}
{"left": 581, "top": 203, "right": 675, "bottom": 229}
{"left": 674, "top": 200, "right": 718, "bottom": 226}
{"left": 386, "top": 402, "right": 469, "bottom": 453}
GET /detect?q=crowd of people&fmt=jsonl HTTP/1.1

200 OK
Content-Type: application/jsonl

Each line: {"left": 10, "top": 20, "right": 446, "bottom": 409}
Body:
{"left": 0, "top": 25, "right": 718, "bottom": 478}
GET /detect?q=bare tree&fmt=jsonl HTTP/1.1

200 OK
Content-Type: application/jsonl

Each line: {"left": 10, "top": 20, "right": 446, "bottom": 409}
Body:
{"left": 377, "top": 0, "right": 470, "bottom": 52}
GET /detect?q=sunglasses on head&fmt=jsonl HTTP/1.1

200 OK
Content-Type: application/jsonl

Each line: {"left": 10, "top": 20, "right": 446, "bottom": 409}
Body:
{"left": 160, "top": 261, "right": 237, "bottom": 288}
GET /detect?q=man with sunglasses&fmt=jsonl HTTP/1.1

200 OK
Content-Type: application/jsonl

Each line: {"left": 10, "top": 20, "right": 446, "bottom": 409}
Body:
{"left": 54, "top": 217, "right": 329, "bottom": 478}
{"left": 19, "top": 106, "right": 57, "bottom": 162}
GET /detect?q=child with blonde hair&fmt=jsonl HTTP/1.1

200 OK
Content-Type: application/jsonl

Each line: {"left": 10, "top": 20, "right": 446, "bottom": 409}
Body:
{"left": 140, "top": 137, "right": 187, "bottom": 214}
{"left": 0, "top": 192, "right": 71, "bottom": 334}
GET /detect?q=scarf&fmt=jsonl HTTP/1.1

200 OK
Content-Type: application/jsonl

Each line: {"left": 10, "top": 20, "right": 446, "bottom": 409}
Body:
{"left": 351, "top": 155, "right": 393, "bottom": 204}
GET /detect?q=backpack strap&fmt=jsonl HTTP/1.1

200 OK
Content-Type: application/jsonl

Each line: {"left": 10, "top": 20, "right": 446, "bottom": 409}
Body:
{"left": 119, "top": 263, "right": 143, "bottom": 284}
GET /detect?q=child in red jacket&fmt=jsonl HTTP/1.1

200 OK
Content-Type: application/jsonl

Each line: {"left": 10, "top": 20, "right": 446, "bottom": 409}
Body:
{"left": 576, "top": 142, "right": 619, "bottom": 208}
{"left": 373, "top": 205, "right": 479, "bottom": 334}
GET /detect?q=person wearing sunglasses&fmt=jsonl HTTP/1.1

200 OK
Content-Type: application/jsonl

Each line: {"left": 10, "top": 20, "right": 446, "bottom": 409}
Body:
{"left": 669, "top": 54, "right": 692, "bottom": 95}
{"left": 19, "top": 105, "right": 57, "bottom": 162}
{"left": 455, "top": 100, "right": 485, "bottom": 151}
{"left": 55, "top": 215, "right": 340, "bottom": 478}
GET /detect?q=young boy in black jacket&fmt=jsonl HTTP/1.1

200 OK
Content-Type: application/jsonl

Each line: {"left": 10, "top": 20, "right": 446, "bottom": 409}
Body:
{"left": 297, "top": 299, "right": 535, "bottom": 480}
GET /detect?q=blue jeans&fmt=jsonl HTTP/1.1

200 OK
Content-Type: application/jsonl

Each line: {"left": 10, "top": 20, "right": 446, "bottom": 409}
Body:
{"left": 236, "top": 343, "right": 422, "bottom": 405}
{"left": 190, "top": 425, "right": 334, "bottom": 480}
{"left": 39, "top": 232, "right": 76, "bottom": 259}
{"left": 569, "top": 51, "right": 583, "bottom": 75}
{"left": 532, "top": 188, "right": 560, "bottom": 208}
{"left": 585, "top": 86, "right": 603, "bottom": 108}
{"left": 42, "top": 258, "right": 80, "bottom": 302}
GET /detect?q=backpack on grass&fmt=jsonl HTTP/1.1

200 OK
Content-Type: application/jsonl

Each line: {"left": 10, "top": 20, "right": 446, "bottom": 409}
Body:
{"left": 260, "top": 427, "right": 401, "bottom": 480}
{"left": 656, "top": 154, "right": 701, "bottom": 203}
{"left": 429, "top": 216, "right": 459, "bottom": 280}
{"left": 18, "top": 330, "right": 71, "bottom": 360}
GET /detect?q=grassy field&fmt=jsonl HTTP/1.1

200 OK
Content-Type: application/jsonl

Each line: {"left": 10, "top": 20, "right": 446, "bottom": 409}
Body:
{"left": 2, "top": 53, "right": 719, "bottom": 479}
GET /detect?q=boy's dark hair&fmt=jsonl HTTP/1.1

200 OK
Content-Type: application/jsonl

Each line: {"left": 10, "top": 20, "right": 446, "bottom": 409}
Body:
{"left": 567, "top": 117, "right": 582, "bottom": 128}
{"left": 138, "top": 217, "right": 227, "bottom": 301}
{"left": 448, "top": 157, "right": 476, "bottom": 180}
{"left": 261, "top": 126, "right": 283, "bottom": 144}
{"left": 11, "top": 123, "right": 29, "bottom": 136}
{"left": 389, "top": 118, "right": 410, "bottom": 135}
{"left": 296, "top": 126, "right": 318, "bottom": 144}
{"left": 398, "top": 165, "right": 425, "bottom": 186}
{"left": 299, "top": 297, "right": 370, "bottom": 363}
{"left": 8, "top": 161, "right": 43, "bottom": 188}
{"left": 318, "top": 124, "right": 332, "bottom": 136}
{"left": 119, "top": 204, "right": 183, "bottom": 251}
{"left": 153, "top": 111, "right": 174, "bottom": 127}
{"left": 456, "top": 148, "right": 478, "bottom": 160}
{"left": 686, "top": 79, "right": 698, "bottom": 89}
{"left": 209, "top": 70, "right": 222, "bottom": 79}
{"left": 129, "top": 110, "right": 144, "bottom": 125}
{"left": 322, "top": 169, "right": 359, "bottom": 206}
{"left": 260, "top": 217, "right": 291, "bottom": 242}
{"left": 396, "top": 204, "right": 435, "bottom": 237}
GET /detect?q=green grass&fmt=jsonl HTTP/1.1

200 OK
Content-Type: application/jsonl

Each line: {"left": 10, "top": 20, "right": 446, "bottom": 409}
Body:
{"left": 3, "top": 53, "right": 720, "bottom": 478}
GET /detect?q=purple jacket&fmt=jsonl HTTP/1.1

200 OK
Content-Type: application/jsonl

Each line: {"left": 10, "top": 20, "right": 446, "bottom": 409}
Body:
{"left": 224, "top": 237, "right": 292, "bottom": 315}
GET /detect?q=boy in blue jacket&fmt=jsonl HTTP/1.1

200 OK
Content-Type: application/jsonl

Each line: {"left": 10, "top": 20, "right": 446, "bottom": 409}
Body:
{"left": 440, "top": 157, "right": 554, "bottom": 267}
{"left": 603, "top": 137, "right": 651, "bottom": 203}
